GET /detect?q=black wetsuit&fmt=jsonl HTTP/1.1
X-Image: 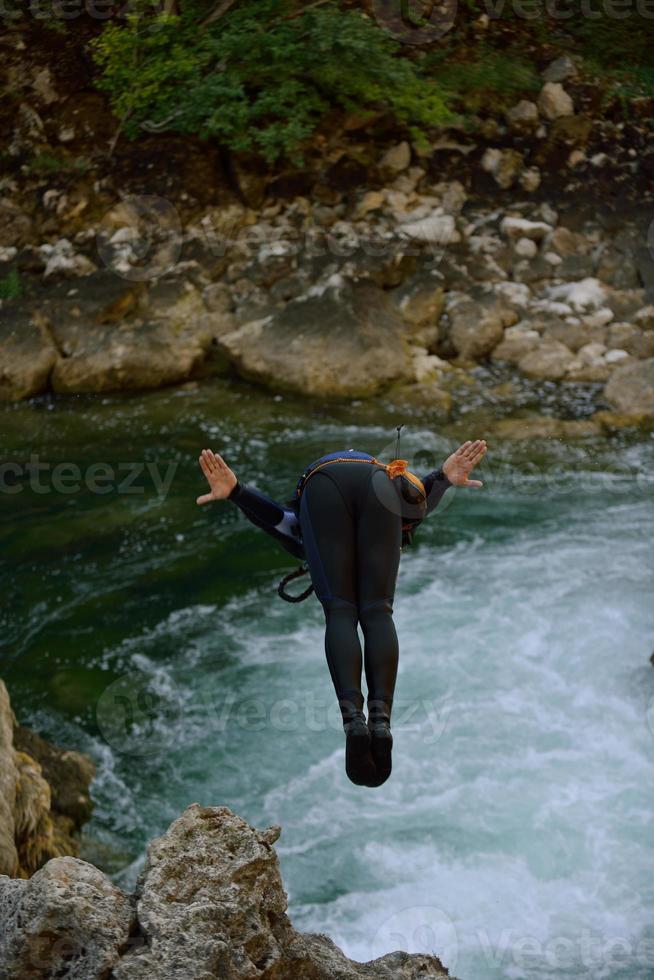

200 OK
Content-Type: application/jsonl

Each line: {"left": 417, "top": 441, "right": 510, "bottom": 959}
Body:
{"left": 227, "top": 449, "right": 452, "bottom": 725}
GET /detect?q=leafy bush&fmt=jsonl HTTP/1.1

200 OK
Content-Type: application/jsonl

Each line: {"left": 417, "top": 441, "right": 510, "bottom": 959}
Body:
{"left": 0, "top": 267, "right": 21, "bottom": 301}
{"left": 424, "top": 46, "right": 540, "bottom": 113}
{"left": 27, "top": 153, "right": 90, "bottom": 176}
{"left": 448, "top": 0, "right": 653, "bottom": 100}
{"left": 92, "top": 0, "right": 453, "bottom": 162}
{"left": 562, "top": 6, "right": 653, "bottom": 74}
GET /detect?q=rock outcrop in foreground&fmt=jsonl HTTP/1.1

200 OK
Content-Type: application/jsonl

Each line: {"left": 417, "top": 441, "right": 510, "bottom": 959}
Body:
{"left": 0, "top": 680, "right": 95, "bottom": 879}
{"left": 0, "top": 803, "right": 452, "bottom": 980}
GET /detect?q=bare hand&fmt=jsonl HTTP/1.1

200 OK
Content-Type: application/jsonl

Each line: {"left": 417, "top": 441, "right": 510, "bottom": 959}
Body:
{"left": 442, "top": 439, "right": 487, "bottom": 488}
{"left": 197, "top": 449, "right": 238, "bottom": 505}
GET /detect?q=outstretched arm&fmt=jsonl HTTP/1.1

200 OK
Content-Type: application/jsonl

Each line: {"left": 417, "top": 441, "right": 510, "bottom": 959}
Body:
{"left": 197, "top": 449, "right": 304, "bottom": 560}
{"left": 421, "top": 439, "right": 487, "bottom": 512}
{"left": 402, "top": 439, "right": 487, "bottom": 545}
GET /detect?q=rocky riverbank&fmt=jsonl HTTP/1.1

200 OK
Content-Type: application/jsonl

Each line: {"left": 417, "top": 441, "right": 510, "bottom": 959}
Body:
{"left": 2, "top": 176, "right": 653, "bottom": 425}
{"left": 2, "top": 34, "right": 654, "bottom": 428}
{"left": 0, "top": 803, "right": 453, "bottom": 980}
{"left": 0, "top": 681, "right": 449, "bottom": 980}
{"left": 0, "top": 679, "right": 452, "bottom": 980}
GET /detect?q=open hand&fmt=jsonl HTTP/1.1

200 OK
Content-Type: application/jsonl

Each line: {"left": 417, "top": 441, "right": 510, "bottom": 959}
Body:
{"left": 197, "top": 449, "right": 238, "bottom": 505}
{"left": 442, "top": 439, "right": 487, "bottom": 488}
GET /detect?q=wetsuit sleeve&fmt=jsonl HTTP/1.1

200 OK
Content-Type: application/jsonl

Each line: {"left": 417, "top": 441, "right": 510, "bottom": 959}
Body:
{"left": 227, "top": 480, "right": 305, "bottom": 560}
{"left": 421, "top": 466, "right": 452, "bottom": 515}
{"left": 401, "top": 465, "right": 452, "bottom": 546}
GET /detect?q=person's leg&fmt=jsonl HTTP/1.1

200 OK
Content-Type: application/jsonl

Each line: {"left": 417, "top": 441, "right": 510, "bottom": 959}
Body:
{"left": 355, "top": 468, "right": 402, "bottom": 785}
{"left": 356, "top": 467, "right": 402, "bottom": 721}
{"left": 299, "top": 471, "right": 363, "bottom": 724}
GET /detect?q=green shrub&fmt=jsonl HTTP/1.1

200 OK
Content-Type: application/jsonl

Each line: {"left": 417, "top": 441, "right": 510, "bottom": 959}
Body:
{"left": 27, "top": 154, "right": 90, "bottom": 176}
{"left": 0, "top": 267, "right": 21, "bottom": 301}
{"left": 424, "top": 46, "right": 541, "bottom": 113}
{"left": 432, "top": 1, "right": 653, "bottom": 108}
{"left": 92, "top": 1, "right": 453, "bottom": 162}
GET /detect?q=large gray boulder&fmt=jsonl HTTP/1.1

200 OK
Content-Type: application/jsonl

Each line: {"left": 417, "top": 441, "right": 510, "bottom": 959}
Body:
{"left": 603, "top": 358, "right": 654, "bottom": 414}
{"left": 391, "top": 271, "right": 445, "bottom": 333}
{"left": 390, "top": 270, "right": 445, "bottom": 349}
{"left": 518, "top": 339, "right": 577, "bottom": 380}
{"left": 48, "top": 278, "right": 226, "bottom": 395}
{"left": 113, "top": 805, "right": 292, "bottom": 980}
{"left": 0, "top": 310, "right": 58, "bottom": 401}
{"left": 541, "top": 317, "right": 607, "bottom": 353}
{"left": 50, "top": 316, "right": 215, "bottom": 394}
{"left": 0, "top": 858, "right": 134, "bottom": 980}
{"left": 216, "top": 279, "right": 414, "bottom": 398}
{"left": 492, "top": 323, "right": 540, "bottom": 363}
{"left": 0, "top": 803, "right": 452, "bottom": 980}
{"left": 447, "top": 293, "right": 517, "bottom": 361}
{"left": 0, "top": 274, "right": 233, "bottom": 400}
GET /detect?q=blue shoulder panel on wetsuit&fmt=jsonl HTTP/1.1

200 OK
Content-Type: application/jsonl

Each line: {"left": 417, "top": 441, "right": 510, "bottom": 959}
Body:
{"left": 228, "top": 481, "right": 305, "bottom": 560}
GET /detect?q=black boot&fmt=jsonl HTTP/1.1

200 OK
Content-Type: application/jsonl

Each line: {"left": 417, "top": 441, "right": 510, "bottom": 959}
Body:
{"left": 343, "top": 711, "right": 377, "bottom": 787}
{"left": 366, "top": 702, "right": 393, "bottom": 786}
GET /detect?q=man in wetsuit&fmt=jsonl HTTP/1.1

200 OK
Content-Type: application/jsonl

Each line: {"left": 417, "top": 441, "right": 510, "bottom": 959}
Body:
{"left": 197, "top": 440, "right": 487, "bottom": 788}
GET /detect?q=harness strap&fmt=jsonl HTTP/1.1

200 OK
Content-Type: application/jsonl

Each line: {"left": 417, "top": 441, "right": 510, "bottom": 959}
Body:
{"left": 295, "top": 456, "right": 425, "bottom": 502}
{"left": 277, "top": 564, "right": 315, "bottom": 603}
